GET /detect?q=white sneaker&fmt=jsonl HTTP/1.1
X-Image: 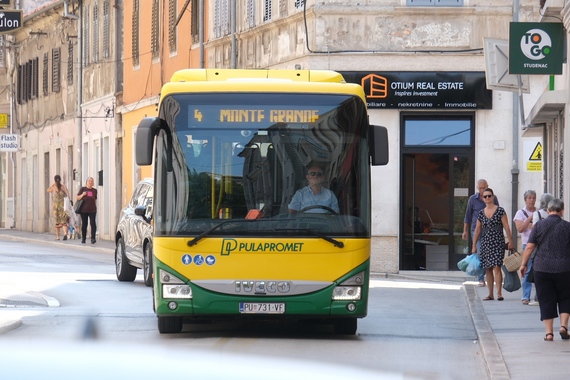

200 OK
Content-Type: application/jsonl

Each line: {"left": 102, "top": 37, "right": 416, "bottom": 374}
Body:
{"left": 528, "top": 301, "right": 539, "bottom": 306}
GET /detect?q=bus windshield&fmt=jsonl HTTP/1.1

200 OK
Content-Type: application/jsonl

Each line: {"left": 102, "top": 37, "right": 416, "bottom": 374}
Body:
{"left": 153, "top": 92, "right": 371, "bottom": 238}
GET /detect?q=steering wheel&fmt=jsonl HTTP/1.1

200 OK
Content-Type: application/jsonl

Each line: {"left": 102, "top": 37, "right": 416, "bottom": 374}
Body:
{"left": 299, "top": 205, "right": 338, "bottom": 214}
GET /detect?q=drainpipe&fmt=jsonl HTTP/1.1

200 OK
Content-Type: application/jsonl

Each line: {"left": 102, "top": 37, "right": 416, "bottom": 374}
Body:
{"left": 8, "top": 37, "right": 16, "bottom": 228}
{"left": 231, "top": 0, "right": 236, "bottom": 68}
{"left": 512, "top": 0, "right": 520, "bottom": 248}
{"left": 76, "top": 1, "right": 83, "bottom": 189}
{"left": 200, "top": 0, "right": 204, "bottom": 68}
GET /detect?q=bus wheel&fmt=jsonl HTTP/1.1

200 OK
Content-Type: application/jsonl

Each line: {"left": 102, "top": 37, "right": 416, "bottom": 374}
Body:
{"left": 143, "top": 240, "right": 153, "bottom": 287}
{"left": 115, "top": 236, "right": 137, "bottom": 282}
{"left": 333, "top": 318, "right": 357, "bottom": 335}
{"left": 158, "top": 316, "right": 183, "bottom": 334}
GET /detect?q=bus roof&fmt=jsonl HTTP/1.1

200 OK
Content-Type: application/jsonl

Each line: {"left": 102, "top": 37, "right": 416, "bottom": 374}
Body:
{"left": 160, "top": 69, "right": 367, "bottom": 103}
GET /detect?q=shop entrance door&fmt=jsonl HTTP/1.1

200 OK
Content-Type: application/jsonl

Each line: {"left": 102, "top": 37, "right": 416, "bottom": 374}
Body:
{"left": 400, "top": 115, "right": 475, "bottom": 271}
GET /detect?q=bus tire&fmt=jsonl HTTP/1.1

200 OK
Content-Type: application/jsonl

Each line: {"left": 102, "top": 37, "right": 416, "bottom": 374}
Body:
{"left": 143, "top": 240, "right": 153, "bottom": 287}
{"left": 333, "top": 318, "right": 357, "bottom": 335}
{"left": 158, "top": 316, "right": 183, "bottom": 334}
{"left": 115, "top": 236, "right": 137, "bottom": 282}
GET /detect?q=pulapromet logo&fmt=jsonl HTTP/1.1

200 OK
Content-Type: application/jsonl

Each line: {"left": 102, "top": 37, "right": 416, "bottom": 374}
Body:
{"left": 221, "top": 238, "right": 304, "bottom": 255}
{"left": 520, "top": 29, "right": 552, "bottom": 61}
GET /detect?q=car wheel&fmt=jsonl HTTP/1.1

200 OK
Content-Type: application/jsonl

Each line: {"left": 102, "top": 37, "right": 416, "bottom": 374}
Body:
{"left": 333, "top": 318, "right": 357, "bottom": 335}
{"left": 115, "top": 236, "right": 137, "bottom": 282}
{"left": 143, "top": 240, "right": 153, "bottom": 287}
{"left": 158, "top": 316, "right": 183, "bottom": 334}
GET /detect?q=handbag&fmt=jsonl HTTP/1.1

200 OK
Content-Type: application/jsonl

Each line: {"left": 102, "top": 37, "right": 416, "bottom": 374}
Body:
{"left": 503, "top": 249, "right": 523, "bottom": 272}
{"left": 502, "top": 265, "right": 521, "bottom": 292}
{"left": 74, "top": 199, "right": 84, "bottom": 214}
{"left": 524, "top": 218, "right": 562, "bottom": 282}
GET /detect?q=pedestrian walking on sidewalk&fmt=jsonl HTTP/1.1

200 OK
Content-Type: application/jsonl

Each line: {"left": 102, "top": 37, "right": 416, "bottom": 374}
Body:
{"left": 77, "top": 177, "right": 98, "bottom": 244}
{"left": 472, "top": 188, "right": 514, "bottom": 302}
{"left": 520, "top": 198, "right": 570, "bottom": 341}
{"left": 47, "top": 174, "right": 71, "bottom": 241}
{"left": 514, "top": 190, "right": 537, "bottom": 305}
{"left": 463, "top": 179, "right": 500, "bottom": 287}
{"left": 527, "top": 193, "right": 555, "bottom": 306}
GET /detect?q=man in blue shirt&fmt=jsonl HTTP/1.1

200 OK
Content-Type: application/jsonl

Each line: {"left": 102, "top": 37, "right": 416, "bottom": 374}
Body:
{"left": 462, "top": 179, "right": 499, "bottom": 286}
{"left": 288, "top": 164, "right": 339, "bottom": 214}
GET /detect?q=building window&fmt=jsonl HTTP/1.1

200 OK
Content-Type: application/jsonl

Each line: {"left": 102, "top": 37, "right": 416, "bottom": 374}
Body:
{"left": 151, "top": 0, "right": 160, "bottom": 59}
{"left": 406, "top": 0, "right": 464, "bottom": 5}
{"left": 214, "top": 0, "right": 230, "bottom": 38}
{"left": 83, "top": 6, "right": 90, "bottom": 66}
{"left": 191, "top": 0, "right": 199, "bottom": 43}
{"left": 264, "top": 0, "right": 272, "bottom": 22}
{"left": 67, "top": 41, "right": 74, "bottom": 86}
{"left": 294, "top": 0, "right": 304, "bottom": 9}
{"left": 30, "top": 58, "right": 38, "bottom": 100}
{"left": 404, "top": 116, "right": 472, "bottom": 146}
{"left": 246, "top": 0, "right": 255, "bottom": 28}
{"left": 42, "top": 53, "right": 48, "bottom": 97}
{"left": 0, "top": 35, "right": 5, "bottom": 68}
{"left": 132, "top": 0, "right": 140, "bottom": 66}
{"left": 93, "top": 1, "right": 99, "bottom": 63}
{"left": 168, "top": 0, "right": 177, "bottom": 53}
{"left": 279, "top": 0, "right": 287, "bottom": 17}
{"left": 52, "top": 48, "right": 61, "bottom": 93}
{"left": 103, "top": 0, "right": 110, "bottom": 59}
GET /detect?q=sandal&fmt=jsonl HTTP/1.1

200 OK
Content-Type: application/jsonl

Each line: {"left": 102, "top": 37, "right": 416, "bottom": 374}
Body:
{"left": 560, "top": 326, "right": 569, "bottom": 340}
{"left": 497, "top": 296, "right": 504, "bottom": 301}
{"left": 545, "top": 333, "right": 554, "bottom": 341}
{"left": 483, "top": 296, "right": 494, "bottom": 301}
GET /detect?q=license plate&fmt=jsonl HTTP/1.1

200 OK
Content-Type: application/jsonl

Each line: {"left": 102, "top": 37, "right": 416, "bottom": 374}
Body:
{"left": 239, "top": 302, "right": 285, "bottom": 314}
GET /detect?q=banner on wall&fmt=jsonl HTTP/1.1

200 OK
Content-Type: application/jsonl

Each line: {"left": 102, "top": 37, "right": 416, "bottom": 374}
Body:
{"left": 524, "top": 140, "right": 542, "bottom": 172}
{"left": 340, "top": 71, "right": 492, "bottom": 110}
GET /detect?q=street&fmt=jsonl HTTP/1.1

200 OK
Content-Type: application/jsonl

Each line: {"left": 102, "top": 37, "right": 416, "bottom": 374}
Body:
{"left": 0, "top": 237, "right": 486, "bottom": 379}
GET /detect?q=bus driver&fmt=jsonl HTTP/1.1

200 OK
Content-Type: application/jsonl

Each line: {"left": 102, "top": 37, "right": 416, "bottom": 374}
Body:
{"left": 288, "top": 164, "right": 340, "bottom": 214}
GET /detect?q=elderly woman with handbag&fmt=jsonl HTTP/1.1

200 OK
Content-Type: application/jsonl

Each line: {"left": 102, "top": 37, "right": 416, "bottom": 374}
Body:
{"left": 76, "top": 177, "right": 98, "bottom": 244}
{"left": 520, "top": 198, "right": 570, "bottom": 341}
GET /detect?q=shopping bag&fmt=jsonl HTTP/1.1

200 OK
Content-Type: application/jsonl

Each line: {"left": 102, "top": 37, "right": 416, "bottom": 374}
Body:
{"left": 64, "top": 196, "right": 73, "bottom": 217}
{"left": 502, "top": 265, "right": 521, "bottom": 292}
{"left": 503, "top": 249, "right": 523, "bottom": 272}
{"left": 466, "top": 254, "right": 485, "bottom": 277}
{"left": 457, "top": 255, "right": 470, "bottom": 272}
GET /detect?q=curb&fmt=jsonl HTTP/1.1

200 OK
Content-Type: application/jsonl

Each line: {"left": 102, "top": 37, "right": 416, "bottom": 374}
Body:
{"left": 0, "top": 319, "right": 22, "bottom": 335}
{"left": 464, "top": 285, "right": 510, "bottom": 380}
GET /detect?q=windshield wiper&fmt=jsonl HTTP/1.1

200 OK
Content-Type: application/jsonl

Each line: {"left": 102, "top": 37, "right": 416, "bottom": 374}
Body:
{"left": 187, "top": 219, "right": 257, "bottom": 247}
{"left": 274, "top": 228, "right": 344, "bottom": 248}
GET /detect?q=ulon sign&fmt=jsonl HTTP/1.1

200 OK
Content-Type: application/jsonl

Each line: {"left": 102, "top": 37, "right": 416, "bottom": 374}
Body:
{"left": 0, "top": 10, "right": 23, "bottom": 35}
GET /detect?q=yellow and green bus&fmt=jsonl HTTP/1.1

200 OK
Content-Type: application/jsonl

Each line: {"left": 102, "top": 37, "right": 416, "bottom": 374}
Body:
{"left": 135, "top": 69, "right": 388, "bottom": 334}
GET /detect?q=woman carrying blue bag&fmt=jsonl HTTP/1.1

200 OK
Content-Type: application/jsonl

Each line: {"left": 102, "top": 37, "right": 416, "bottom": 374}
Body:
{"left": 472, "top": 188, "right": 514, "bottom": 301}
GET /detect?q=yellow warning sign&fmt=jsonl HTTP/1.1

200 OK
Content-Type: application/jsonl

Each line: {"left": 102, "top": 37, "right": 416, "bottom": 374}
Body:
{"left": 527, "top": 162, "right": 542, "bottom": 172}
{"left": 529, "top": 142, "right": 542, "bottom": 161}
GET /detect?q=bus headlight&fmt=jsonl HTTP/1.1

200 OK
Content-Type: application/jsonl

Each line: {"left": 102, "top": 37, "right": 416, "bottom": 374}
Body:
{"left": 163, "top": 284, "right": 193, "bottom": 299}
{"left": 332, "top": 286, "right": 361, "bottom": 301}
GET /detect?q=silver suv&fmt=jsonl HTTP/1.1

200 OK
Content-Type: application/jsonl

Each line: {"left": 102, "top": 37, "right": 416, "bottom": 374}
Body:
{"left": 115, "top": 178, "right": 154, "bottom": 286}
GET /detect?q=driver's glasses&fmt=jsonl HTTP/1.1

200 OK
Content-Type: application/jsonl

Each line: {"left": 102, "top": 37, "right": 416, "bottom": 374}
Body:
{"left": 309, "top": 172, "right": 323, "bottom": 177}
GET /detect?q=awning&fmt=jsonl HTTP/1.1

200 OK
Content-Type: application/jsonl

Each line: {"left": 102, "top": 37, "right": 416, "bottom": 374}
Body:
{"left": 524, "top": 90, "right": 566, "bottom": 126}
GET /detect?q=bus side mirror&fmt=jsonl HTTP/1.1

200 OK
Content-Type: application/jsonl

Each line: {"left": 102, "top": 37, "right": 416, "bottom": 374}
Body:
{"left": 136, "top": 117, "right": 173, "bottom": 172}
{"left": 370, "top": 125, "right": 389, "bottom": 166}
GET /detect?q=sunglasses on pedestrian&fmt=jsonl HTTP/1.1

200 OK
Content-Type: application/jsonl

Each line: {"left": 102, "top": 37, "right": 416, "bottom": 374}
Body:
{"left": 308, "top": 172, "right": 323, "bottom": 177}
{"left": 482, "top": 194, "right": 493, "bottom": 199}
